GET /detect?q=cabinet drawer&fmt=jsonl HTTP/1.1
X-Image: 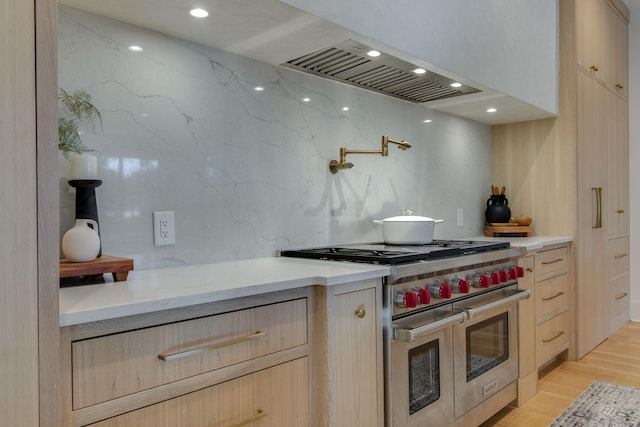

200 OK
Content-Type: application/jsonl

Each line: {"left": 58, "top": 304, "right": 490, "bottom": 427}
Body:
{"left": 535, "top": 274, "right": 569, "bottom": 324}
{"left": 536, "top": 312, "right": 569, "bottom": 369}
{"left": 535, "top": 246, "right": 568, "bottom": 279}
{"left": 72, "top": 299, "right": 307, "bottom": 409}
{"left": 609, "top": 273, "right": 630, "bottom": 335}
{"left": 87, "top": 357, "right": 309, "bottom": 427}
{"left": 608, "top": 237, "right": 629, "bottom": 278}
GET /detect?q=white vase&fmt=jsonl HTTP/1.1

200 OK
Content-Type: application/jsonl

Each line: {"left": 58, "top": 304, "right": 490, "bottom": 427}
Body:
{"left": 62, "top": 219, "right": 100, "bottom": 262}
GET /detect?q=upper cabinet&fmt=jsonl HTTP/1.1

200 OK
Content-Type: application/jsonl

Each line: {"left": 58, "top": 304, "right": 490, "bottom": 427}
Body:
{"left": 576, "top": 0, "right": 608, "bottom": 81}
{"left": 606, "top": 3, "right": 629, "bottom": 99}
{"left": 576, "top": 0, "right": 629, "bottom": 98}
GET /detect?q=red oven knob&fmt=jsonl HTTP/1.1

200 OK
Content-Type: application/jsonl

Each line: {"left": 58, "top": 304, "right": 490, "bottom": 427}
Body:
{"left": 431, "top": 282, "right": 452, "bottom": 299}
{"left": 516, "top": 266, "right": 525, "bottom": 278}
{"left": 395, "top": 290, "right": 417, "bottom": 308}
{"left": 499, "top": 270, "right": 509, "bottom": 283}
{"left": 473, "top": 274, "right": 491, "bottom": 288}
{"left": 490, "top": 272, "right": 500, "bottom": 285}
{"left": 417, "top": 288, "right": 431, "bottom": 305}
{"left": 451, "top": 278, "right": 470, "bottom": 293}
{"left": 508, "top": 267, "right": 518, "bottom": 280}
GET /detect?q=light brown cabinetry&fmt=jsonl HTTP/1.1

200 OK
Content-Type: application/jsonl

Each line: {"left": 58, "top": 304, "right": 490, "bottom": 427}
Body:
{"left": 87, "top": 358, "right": 309, "bottom": 427}
{"left": 606, "top": 4, "right": 629, "bottom": 98}
{"left": 61, "top": 289, "right": 312, "bottom": 427}
{"left": 492, "top": 0, "right": 629, "bottom": 360}
{"left": 607, "top": 237, "right": 630, "bottom": 335}
{"left": 534, "top": 246, "right": 570, "bottom": 368}
{"left": 314, "top": 279, "right": 383, "bottom": 427}
{"left": 516, "top": 245, "right": 570, "bottom": 406}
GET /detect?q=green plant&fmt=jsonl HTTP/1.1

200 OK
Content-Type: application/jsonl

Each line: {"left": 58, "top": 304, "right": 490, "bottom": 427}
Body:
{"left": 58, "top": 89, "right": 102, "bottom": 158}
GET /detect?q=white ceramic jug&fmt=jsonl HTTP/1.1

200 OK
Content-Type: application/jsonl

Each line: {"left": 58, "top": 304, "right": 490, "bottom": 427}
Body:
{"left": 62, "top": 219, "right": 100, "bottom": 262}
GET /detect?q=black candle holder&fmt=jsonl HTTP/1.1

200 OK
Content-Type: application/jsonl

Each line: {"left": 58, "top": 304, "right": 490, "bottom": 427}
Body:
{"left": 68, "top": 179, "right": 102, "bottom": 257}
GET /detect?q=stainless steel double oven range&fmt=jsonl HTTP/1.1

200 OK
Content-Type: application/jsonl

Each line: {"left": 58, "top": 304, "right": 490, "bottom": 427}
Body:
{"left": 281, "top": 240, "right": 528, "bottom": 427}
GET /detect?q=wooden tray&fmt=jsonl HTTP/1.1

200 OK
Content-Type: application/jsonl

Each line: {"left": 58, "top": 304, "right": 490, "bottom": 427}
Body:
{"left": 60, "top": 255, "right": 134, "bottom": 282}
{"left": 485, "top": 225, "right": 532, "bottom": 237}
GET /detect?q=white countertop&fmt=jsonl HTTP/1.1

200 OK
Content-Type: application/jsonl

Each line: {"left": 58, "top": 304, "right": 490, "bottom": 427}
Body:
{"left": 59, "top": 257, "right": 390, "bottom": 327}
{"left": 59, "top": 236, "right": 573, "bottom": 327}
{"left": 468, "top": 235, "right": 573, "bottom": 251}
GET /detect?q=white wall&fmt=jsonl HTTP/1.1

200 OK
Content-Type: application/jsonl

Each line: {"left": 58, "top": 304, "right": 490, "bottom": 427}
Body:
{"left": 629, "top": 3, "right": 640, "bottom": 320}
{"left": 281, "top": 0, "right": 559, "bottom": 116}
{"left": 58, "top": 6, "right": 493, "bottom": 270}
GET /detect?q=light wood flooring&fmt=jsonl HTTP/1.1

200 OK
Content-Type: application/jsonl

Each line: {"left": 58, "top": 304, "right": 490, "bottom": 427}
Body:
{"left": 483, "top": 321, "right": 640, "bottom": 427}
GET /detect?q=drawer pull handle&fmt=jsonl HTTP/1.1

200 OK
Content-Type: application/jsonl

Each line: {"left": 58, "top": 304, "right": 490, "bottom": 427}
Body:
{"left": 158, "top": 331, "right": 266, "bottom": 362}
{"left": 542, "top": 291, "right": 565, "bottom": 301}
{"left": 526, "top": 267, "right": 534, "bottom": 273}
{"left": 227, "top": 409, "right": 269, "bottom": 427}
{"left": 615, "top": 293, "right": 629, "bottom": 301}
{"left": 617, "top": 209, "right": 625, "bottom": 214}
{"left": 541, "top": 258, "right": 564, "bottom": 265}
{"left": 355, "top": 304, "right": 366, "bottom": 318}
{"left": 614, "top": 253, "right": 628, "bottom": 259}
{"left": 543, "top": 331, "right": 565, "bottom": 343}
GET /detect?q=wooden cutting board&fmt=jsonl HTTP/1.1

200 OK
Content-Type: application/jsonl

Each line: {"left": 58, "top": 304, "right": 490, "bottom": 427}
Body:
{"left": 60, "top": 255, "right": 133, "bottom": 282}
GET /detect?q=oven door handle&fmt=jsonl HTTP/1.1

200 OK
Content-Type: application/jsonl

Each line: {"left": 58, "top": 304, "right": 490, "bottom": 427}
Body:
{"left": 464, "top": 289, "right": 530, "bottom": 320}
{"left": 394, "top": 312, "right": 467, "bottom": 342}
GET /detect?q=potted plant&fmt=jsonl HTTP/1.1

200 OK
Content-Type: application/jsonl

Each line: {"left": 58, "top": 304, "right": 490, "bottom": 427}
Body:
{"left": 58, "top": 89, "right": 102, "bottom": 159}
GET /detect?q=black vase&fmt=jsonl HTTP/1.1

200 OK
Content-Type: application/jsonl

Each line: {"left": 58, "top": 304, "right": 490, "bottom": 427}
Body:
{"left": 485, "top": 195, "right": 511, "bottom": 224}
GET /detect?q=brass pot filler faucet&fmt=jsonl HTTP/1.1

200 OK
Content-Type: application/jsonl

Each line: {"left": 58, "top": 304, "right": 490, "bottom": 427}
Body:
{"left": 329, "top": 135, "right": 412, "bottom": 174}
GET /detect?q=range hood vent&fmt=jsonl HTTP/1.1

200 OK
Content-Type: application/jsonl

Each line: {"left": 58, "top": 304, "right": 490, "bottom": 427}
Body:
{"left": 282, "top": 40, "right": 481, "bottom": 103}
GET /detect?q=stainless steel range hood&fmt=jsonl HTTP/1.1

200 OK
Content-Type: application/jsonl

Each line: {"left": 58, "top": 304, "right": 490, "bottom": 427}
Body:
{"left": 282, "top": 40, "right": 480, "bottom": 104}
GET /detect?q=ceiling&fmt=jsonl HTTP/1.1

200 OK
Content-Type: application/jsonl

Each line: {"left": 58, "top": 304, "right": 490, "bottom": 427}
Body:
{"left": 59, "top": 0, "right": 557, "bottom": 125}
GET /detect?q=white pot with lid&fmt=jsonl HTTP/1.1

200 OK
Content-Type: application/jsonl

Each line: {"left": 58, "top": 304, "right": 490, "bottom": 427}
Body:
{"left": 374, "top": 210, "right": 444, "bottom": 245}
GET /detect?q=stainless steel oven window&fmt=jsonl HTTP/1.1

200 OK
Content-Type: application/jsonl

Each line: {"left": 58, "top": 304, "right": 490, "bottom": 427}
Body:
{"left": 408, "top": 338, "right": 440, "bottom": 414}
{"left": 465, "top": 312, "right": 509, "bottom": 382}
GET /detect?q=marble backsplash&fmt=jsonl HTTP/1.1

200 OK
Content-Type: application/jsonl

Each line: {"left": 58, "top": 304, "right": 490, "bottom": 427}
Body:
{"left": 58, "top": 6, "right": 492, "bottom": 270}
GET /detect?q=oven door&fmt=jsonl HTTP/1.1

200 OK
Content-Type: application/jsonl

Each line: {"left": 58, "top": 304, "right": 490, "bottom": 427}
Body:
{"left": 388, "top": 308, "right": 466, "bottom": 427}
{"left": 453, "top": 287, "right": 530, "bottom": 418}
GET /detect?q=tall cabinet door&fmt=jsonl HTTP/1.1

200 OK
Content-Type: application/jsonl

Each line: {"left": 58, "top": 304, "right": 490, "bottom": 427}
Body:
{"left": 607, "top": 93, "right": 629, "bottom": 237}
{"left": 576, "top": 70, "right": 608, "bottom": 358}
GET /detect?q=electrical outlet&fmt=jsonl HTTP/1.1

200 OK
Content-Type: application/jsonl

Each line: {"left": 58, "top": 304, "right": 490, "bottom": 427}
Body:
{"left": 153, "top": 211, "right": 175, "bottom": 246}
{"left": 457, "top": 208, "right": 464, "bottom": 227}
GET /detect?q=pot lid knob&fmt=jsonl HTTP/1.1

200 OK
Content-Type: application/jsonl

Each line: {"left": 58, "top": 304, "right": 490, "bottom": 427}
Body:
{"left": 402, "top": 209, "right": 413, "bottom": 216}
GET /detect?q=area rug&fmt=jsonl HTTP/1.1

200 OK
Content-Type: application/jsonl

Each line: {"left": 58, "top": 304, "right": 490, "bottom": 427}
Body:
{"left": 549, "top": 380, "right": 640, "bottom": 426}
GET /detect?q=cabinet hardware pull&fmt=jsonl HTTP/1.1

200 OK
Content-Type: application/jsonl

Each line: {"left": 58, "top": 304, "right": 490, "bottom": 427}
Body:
{"left": 614, "top": 254, "right": 627, "bottom": 259}
{"left": 615, "top": 293, "right": 629, "bottom": 301}
{"left": 590, "top": 65, "right": 599, "bottom": 72}
{"left": 592, "top": 187, "right": 602, "bottom": 229}
{"left": 543, "top": 331, "right": 565, "bottom": 343}
{"left": 616, "top": 83, "right": 624, "bottom": 90}
{"left": 617, "top": 209, "right": 625, "bottom": 214}
{"left": 526, "top": 267, "right": 534, "bottom": 273}
{"left": 355, "top": 304, "right": 366, "bottom": 318}
{"left": 542, "top": 291, "right": 565, "bottom": 301}
{"left": 227, "top": 409, "right": 269, "bottom": 427}
{"left": 541, "top": 258, "right": 564, "bottom": 265}
{"left": 158, "top": 331, "right": 266, "bottom": 362}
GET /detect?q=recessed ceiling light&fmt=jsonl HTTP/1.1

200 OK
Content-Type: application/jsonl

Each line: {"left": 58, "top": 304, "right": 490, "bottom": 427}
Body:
{"left": 367, "top": 50, "right": 381, "bottom": 57}
{"left": 302, "top": 97, "right": 311, "bottom": 102}
{"left": 413, "top": 68, "right": 427, "bottom": 75}
{"left": 423, "top": 119, "right": 432, "bottom": 123}
{"left": 342, "top": 107, "right": 350, "bottom": 111}
{"left": 450, "top": 82, "right": 462, "bottom": 88}
{"left": 190, "top": 8, "right": 209, "bottom": 18}
{"left": 487, "top": 108, "right": 497, "bottom": 113}
{"left": 254, "top": 86, "right": 264, "bottom": 91}
{"left": 128, "top": 45, "right": 143, "bottom": 52}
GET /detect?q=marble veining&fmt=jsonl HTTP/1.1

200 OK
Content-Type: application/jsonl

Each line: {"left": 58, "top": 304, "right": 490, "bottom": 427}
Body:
{"left": 58, "top": 5, "right": 493, "bottom": 270}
